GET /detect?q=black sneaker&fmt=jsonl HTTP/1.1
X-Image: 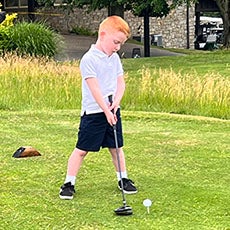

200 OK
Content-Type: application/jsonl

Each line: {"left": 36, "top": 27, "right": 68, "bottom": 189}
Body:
{"left": 118, "top": 178, "right": 137, "bottom": 194}
{"left": 59, "top": 182, "right": 75, "bottom": 200}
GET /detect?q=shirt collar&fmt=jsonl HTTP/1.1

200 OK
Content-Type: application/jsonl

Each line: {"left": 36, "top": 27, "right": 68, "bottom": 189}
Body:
{"left": 90, "top": 44, "right": 114, "bottom": 59}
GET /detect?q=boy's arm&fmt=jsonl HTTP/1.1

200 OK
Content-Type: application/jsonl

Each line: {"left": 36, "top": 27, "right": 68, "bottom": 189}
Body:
{"left": 85, "top": 77, "right": 116, "bottom": 125}
{"left": 113, "top": 75, "right": 125, "bottom": 112}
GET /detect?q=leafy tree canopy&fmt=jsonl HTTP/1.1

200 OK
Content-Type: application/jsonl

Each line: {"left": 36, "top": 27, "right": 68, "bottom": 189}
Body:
{"left": 38, "top": 0, "right": 196, "bottom": 17}
{"left": 37, "top": 0, "right": 229, "bottom": 48}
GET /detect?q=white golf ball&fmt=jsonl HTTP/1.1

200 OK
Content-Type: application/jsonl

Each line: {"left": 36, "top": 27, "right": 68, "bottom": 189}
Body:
{"left": 143, "top": 199, "right": 152, "bottom": 207}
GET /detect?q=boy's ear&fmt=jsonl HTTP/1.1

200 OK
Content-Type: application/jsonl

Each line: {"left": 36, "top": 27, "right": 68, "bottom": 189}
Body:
{"left": 99, "top": 31, "right": 106, "bottom": 38}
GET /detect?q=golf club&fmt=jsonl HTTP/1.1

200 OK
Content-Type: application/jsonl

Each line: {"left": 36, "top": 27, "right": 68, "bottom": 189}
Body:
{"left": 108, "top": 95, "right": 133, "bottom": 216}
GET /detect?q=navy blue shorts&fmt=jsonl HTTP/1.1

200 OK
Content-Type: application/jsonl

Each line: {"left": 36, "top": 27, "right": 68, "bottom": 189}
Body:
{"left": 76, "top": 109, "right": 123, "bottom": 152}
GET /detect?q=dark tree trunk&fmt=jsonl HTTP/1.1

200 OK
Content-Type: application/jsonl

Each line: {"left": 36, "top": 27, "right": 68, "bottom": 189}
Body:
{"left": 28, "top": 0, "right": 35, "bottom": 22}
{"left": 215, "top": 0, "right": 230, "bottom": 48}
{"left": 108, "top": 4, "right": 124, "bottom": 18}
{"left": 143, "top": 9, "right": 150, "bottom": 57}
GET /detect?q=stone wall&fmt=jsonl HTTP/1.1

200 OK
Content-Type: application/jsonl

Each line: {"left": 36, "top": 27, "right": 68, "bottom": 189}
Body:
{"left": 37, "top": 4, "right": 195, "bottom": 49}
{"left": 149, "top": 6, "right": 195, "bottom": 48}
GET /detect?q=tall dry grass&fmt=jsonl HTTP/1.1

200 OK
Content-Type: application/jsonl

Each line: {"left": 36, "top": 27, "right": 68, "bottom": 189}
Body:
{"left": 0, "top": 55, "right": 229, "bottom": 119}
{"left": 124, "top": 67, "right": 229, "bottom": 119}
{"left": 0, "top": 54, "right": 81, "bottom": 110}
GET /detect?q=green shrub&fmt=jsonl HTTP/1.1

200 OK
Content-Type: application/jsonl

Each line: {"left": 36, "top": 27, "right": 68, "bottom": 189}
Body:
{"left": 0, "top": 12, "right": 17, "bottom": 53}
{"left": 0, "top": 27, "right": 10, "bottom": 52}
{"left": 7, "top": 21, "right": 63, "bottom": 57}
{"left": 0, "top": 12, "right": 17, "bottom": 27}
{"left": 71, "top": 26, "right": 97, "bottom": 36}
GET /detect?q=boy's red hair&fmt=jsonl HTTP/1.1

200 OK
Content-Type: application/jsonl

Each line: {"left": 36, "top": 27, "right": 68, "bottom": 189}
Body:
{"left": 99, "top": 16, "right": 131, "bottom": 38}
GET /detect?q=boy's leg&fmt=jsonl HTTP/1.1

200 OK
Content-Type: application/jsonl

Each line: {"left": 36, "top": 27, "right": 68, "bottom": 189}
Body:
{"left": 66, "top": 148, "right": 88, "bottom": 181}
{"left": 59, "top": 148, "right": 88, "bottom": 200}
{"left": 109, "top": 147, "right": 127, "bottom": 175}
{"left": 109, "top": 147, "right": 137, "bottom": 194}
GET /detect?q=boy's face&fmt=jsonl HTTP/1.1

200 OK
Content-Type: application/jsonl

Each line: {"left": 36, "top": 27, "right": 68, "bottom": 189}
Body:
{"left": 99, "top": 30, "right": 127, "bottom": 56}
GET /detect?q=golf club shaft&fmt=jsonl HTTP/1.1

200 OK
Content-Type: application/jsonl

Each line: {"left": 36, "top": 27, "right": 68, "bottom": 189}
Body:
{"left": 108, "top": 95, "right": 127, "bottom": 206}
{"left": 113, "top": 125, "right": 127, "bottom": 206}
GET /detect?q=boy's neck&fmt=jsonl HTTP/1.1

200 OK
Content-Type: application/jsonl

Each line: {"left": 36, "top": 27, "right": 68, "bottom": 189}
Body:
{"left": 95, "top": 40, "right": 111, "bottom": 56}
{"left": 95, "top": 40, "right": 103, "bottom": 52}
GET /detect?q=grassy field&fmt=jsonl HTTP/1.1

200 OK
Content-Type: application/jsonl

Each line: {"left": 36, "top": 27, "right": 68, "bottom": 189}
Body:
{"left": 0, "top": 50, "right": 229, "bottom": 229}
{"left": 123, "top": 50, "right": 230, "bottom": 77}
{"left": 1, "top": 110, "right": 229, "bottom": 230}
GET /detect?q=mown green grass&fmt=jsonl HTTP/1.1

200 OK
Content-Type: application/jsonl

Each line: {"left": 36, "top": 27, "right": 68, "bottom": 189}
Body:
{"left": 0, "top": 50, "right": 229, "bottom": 229}
{"left": 1, "top": 110, "right": 229, "bottom": 230}
{"left": 122, "top": 50, "right": 230, "bottom": 77}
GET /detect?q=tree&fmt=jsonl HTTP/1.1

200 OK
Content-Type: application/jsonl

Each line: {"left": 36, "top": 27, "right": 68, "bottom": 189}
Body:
{"left": 215, "top": 0, "right": 230, "bottom": 48}
{"left": 120, "top": 0, "right": 170, "bottom": 56}
{"left": 38, "top": 0, "right": 230, "bottom": 49}
{"left": 62, "top": 0, "right": 171, "bottom": 56}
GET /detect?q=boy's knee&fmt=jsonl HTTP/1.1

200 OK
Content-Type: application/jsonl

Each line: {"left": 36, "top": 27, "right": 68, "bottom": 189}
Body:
{"left": 74, "top": 148, "right": 88, "bottom": 157}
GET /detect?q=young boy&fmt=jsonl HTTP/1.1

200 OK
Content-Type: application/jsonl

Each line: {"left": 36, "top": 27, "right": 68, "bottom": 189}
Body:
{"left": 59, "top": 16, "right": 137, "bottom": 200}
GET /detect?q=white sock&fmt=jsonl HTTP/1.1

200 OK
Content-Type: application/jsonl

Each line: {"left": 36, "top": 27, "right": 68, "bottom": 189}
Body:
{"left": 117, "top": 172, "right": 127, "bottom": 181}
{"left": 64, "top": 175, "right": 76, "bottom": 185}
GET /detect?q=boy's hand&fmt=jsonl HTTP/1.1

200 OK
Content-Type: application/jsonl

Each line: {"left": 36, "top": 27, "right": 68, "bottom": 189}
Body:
{"left": 107, "top": 95, "right": 118, "bottom": 126}
{"left": 108, "top": 102, "right": 119, "bottom": 115}
{"left": 105, "top": 109, "right": 117, "bottom": 126}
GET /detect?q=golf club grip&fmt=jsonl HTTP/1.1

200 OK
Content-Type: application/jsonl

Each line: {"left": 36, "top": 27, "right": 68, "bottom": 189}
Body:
{"left": 108, "top": 95, "right": 114, "bottom": 114}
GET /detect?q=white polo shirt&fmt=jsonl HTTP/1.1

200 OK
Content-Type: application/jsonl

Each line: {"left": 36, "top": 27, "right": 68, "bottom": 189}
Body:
{"left": 80, "top": 44, "right": 124, "bottom": 115}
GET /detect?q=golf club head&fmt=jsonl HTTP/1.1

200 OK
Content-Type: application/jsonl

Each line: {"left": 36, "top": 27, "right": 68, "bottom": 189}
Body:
{"left": 114, "top": 205, "right": 133, "bottom": 216}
